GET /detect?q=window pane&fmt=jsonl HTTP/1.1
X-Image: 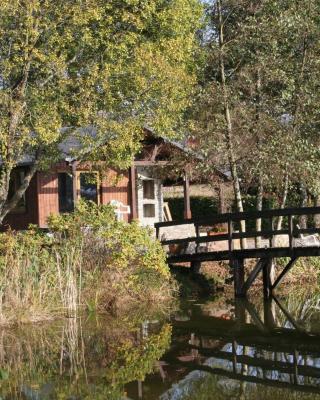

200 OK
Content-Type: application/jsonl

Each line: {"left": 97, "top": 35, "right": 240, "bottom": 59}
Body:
{"left": 58, "top": 173, "right": 74, "bottom": 212}
{"left": 80, "top": 173, "right": 98, "bottom": 203}
{"left": 143, "top": 204, "right": 155, "bottom": 218}
{"left": 143, "top": 180, "right": 155, "bottom": 199}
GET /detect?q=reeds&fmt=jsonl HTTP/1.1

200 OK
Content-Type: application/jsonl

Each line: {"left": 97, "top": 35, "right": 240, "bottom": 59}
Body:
{"left": 0, "top": 203, "right": 175, "bottom": 325}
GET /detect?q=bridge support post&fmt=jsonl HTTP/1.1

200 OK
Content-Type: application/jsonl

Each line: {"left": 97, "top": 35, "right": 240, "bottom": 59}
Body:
{"left": 191, "top": 261, "right": 201, "bottom": 274}
{"left": 234, "top": 298, "right": 247, "bottom": 326}
{"left": 233, "top": 258, "right": 245, "bottom": 297}
{"left": 264, "top": 299, "right": 276, "bottom": 328}
{"left": 263, "top": 258, "right": 273, "bottom": 299}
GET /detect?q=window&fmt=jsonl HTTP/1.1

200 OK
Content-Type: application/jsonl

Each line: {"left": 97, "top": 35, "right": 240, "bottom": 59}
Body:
{"left": 79, "top": 172, "right": 98, "bottom": 203}
{"left": 143, "top": 204, "right": 155, "bottom": 218}
{"left": 8, "top": 169, "right": 26, "bottom": 214}
{"left": 58, "top": 173, "right": 74, "bottom": 213}
{"left": 143, "top": 179, "right": 155, "bottom": 199}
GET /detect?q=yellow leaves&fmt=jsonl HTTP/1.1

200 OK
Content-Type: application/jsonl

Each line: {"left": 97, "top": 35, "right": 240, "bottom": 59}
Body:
{"left": 0, "top": 0, "right": 202, "bottom": 173}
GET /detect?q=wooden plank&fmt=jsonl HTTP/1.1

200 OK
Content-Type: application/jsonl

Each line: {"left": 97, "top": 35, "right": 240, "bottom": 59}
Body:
{"left": 271, "top": 257, "right": 298, "bottom": 291}
{"left": 167, "top": 246, "right": 320, "bottom": 264}
{"left": 155, "top": 206, "right": 320, "bottom": 229}
{"left": 241, "top": 258, "right": 265, "bottom": 295}
{"left": 129, "top": 165, "right": 137, "bottom": 220}
{"left": 134, "top": 160, "right": 168, "bottom": 166}
{"left": 177, "top": 363, "right": 320, "bottom": 395}
{"left": 297, "top": 227, "right": 320, "bottom": 235}
{"left": 173, "top": 316, "right": 320, "bottom": 352}
{"left": 183, "top": 170, "right": 192, "bottom": 219}
{"left": 289, "top": 215, "right": 293, "bottom": 250}
{"left": 232, "top": 339, "right": 237, "bottom": 373}
{"left": 234, "top": 258, "right": 245, "bottom": 297}
{"left": 162, "top": 234, "right": 229, "bottom": 246}
{"left": 186, "top": 348, "right": 320, "bottom": 379}
{"left": 263, "top": 258, "right": 273, "bottom": 299}
{"left": 71, "top": 161, "right": 78, "bottom": 206}
{"left": 264, "top": 300, "right": 276, "bottom": 328}
{"left": 269, "top": 217, "right": 274, "bottom": 248}
{"left": 162, "top": 229, "right": 288, "bottom": 246}
{"left": 244, "top": 299, "right": 267, "bottom": 331}
{"left": 228, "top": 219, "right": 233, "bottom": 255}
{"left": 272, "top": 295, "right": 304, "bottom": 332}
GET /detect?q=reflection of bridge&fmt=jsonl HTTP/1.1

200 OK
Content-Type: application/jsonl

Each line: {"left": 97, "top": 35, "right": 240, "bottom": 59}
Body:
{"left": 155, "top": 207, "right": 320, "bottom": 298}
{"left": 166, "top": 297, "right": 320, "bottom": 395}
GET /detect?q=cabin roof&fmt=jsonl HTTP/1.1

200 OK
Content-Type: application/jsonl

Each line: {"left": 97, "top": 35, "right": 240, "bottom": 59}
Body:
{"left": 6, "top": 126, "right": 231, "bottom": 181}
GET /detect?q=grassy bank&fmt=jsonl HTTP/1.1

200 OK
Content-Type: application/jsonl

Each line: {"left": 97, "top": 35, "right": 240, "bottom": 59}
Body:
{"left": 0, "top": 202, "right": 176, "bottom": 326}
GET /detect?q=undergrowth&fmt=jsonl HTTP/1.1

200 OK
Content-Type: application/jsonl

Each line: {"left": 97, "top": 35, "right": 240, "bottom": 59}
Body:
{"left": 0, "top": 201, "right": 176, "bottom": 325}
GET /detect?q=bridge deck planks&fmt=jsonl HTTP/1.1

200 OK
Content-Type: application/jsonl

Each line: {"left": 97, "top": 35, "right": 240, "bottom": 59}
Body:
{"left": 167, "top": 246, "right": 320, "bottom": 264}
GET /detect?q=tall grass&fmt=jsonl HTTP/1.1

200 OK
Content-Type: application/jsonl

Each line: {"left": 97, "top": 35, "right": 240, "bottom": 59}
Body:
{"left": 0, "top": 202, "right": 176, "bottom": 325}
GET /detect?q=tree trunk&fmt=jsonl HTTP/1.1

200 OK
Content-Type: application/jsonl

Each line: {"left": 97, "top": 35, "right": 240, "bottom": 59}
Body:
{"left": 0, "top": 162, "right": 38, "bottom": 224}
{"left": 217, "top": 0, "right": 246, "bottom": 249}
{"left": 255, "top": 176, "right": 263, "bottom": 248}
{"left": 0, "top": 167, "right": 12, "bottom": 214}
{"left": 299, "top": 183, "right": 308, "bottom": 229}
{"left": 276, "top": 172, "right": 289, "bottom": 231}
{"left": 218, "top": 182, "right": 227, "bottom": 214}
{"left": 314, "top": 194, "right": 320, "bottom": 228}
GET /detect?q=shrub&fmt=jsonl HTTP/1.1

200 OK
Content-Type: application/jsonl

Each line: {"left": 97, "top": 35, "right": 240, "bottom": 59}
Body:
{"left": 0, "top": 201, "right": 175, "bottom": 325}
{"left": 166, "top": 196, "right": 219, "bottom": 220}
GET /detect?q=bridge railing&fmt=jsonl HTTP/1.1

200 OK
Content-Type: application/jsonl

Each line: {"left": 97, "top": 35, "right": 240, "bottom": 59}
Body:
{"left": 155, "top": 206, "right": 320, "bottom": 253}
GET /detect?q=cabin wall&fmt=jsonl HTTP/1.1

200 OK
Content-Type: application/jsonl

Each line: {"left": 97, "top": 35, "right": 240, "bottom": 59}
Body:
{"left": 2, "top": 164, "right": 145, "bottom": 230}
{"left": 2, "top": 172, "right": 39, "bottom": 230}
{"left": 100, "top": 169, "right": 130, "bottom": 222}
{"left": 37, "top": 171, "right": 59, "bottom": 228}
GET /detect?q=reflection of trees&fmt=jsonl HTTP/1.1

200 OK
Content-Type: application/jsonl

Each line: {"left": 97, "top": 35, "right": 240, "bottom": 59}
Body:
{"left": 173, "top": 291, "right": 320, "bottom": 400}
{"left": 0, "top": 316, "right": 172, "bottom": 399}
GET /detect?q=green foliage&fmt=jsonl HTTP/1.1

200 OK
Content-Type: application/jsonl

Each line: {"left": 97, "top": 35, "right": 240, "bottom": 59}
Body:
{"left": 0, "top": 317, "right": 172, "bottom": 399}
{"left": 166, "top": 196, "right": 219, "bottom": 220}
{"left": 189, "top": 0, "right": 320, "bottom": 209}
{"left": 0, "top": 0, "right": 203, "bottom": 218}
{"left": 107, "top": 324, "right": 172, "bottom": 386}
{"left": 0, "top": 202, "right": 175, "bottom": 325}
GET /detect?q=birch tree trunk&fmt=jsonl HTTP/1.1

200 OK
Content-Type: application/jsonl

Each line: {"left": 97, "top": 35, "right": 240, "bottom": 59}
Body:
{"left": 299, "top": 183, "right": 308, "bottom": 229}
{"left": 255, "top": 176, "right": 263, "bottom": 248}
{"left": 314, "top": 194, "right": 320, "bottom": 228}
{"left": 276, "top": 172, "right": 289, "bottom": 231}
{"left": 217, "top": 0, "right": 246, "bottom": 249}
{"left": 254, "top": 69, "right": 263, "bottom": 248}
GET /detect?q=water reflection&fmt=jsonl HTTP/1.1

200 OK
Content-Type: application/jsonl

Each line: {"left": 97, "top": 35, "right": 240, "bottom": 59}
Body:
{"left": 0, "top": 315, "right": 171, "bottom": 399}
{"left": 1, "top": 291, "right": 320, "bottom": 399}
{"left": 155, "top": 291, "right": 320, "bottom": 400}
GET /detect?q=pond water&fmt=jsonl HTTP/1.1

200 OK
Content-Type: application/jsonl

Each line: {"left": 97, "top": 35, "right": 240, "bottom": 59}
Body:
{"left": 1, "top": 289, "right": 320, "bottom": 399}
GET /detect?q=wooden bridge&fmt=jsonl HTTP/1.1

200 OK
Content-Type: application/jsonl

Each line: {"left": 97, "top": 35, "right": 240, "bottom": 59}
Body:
{"left": 155, "top": 206, "right": 320, "bottom": 298}
{"left": 166, "top": 297, "right": 320, "bottom": 395}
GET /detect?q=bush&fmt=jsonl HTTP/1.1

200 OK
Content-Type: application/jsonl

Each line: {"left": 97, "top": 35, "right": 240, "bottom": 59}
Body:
{"left": 0, "top": 201, "right": 176, "bottom": 325}
{"left": 166, "top": 196, "right": 219, "bottom": 220}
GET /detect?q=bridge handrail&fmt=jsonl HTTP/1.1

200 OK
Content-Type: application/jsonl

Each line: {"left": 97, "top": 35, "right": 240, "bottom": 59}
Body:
{"left": 155, "top": 206, "right": 320, "bottom": 229}
{"left": 160, "top": 227, "right": 320, "bottom": 246}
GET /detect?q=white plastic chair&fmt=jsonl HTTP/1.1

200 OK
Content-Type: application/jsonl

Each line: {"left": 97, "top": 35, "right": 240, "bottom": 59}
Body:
{"left": 110, "top": 200, "right": 131, "bottom": 221}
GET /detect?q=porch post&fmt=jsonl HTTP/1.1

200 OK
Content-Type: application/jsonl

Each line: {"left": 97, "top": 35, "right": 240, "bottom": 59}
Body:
{"left": 71, "top": 161, "right": 78, "bottom": 209}
{"left": 130, "top": 165, "right": 138, "bottom": 220}
{"left": 183, "top": 169, "right": 191, "bottom": 219}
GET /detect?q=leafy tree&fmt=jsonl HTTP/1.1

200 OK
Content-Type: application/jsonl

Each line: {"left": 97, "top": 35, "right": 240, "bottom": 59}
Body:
{"left": 189, "top": 0, "right": 320, "bottom": 238}
{"left": 0, "top": 0, "right": 202, "bottom": 222}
